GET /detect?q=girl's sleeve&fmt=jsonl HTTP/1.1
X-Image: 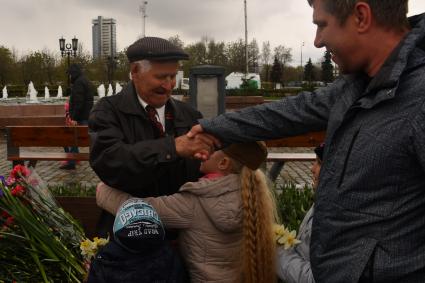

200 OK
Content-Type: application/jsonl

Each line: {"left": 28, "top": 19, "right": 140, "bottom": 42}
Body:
{"left": 96, "top": 182, "right": 196, "bottom": 229}
{"left": 96, "top": 182, "right": 132, "bottom": 215}
{"left": 142, "top": 193, "right": 196, "bottom": 229}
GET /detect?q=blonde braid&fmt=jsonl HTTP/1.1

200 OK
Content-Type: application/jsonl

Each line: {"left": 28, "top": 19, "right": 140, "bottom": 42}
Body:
{"left": 240, "top": 167, "right": 277, "bottom": 283}
{"left": 241, "top": 167, "right": 258, "bottom": 283}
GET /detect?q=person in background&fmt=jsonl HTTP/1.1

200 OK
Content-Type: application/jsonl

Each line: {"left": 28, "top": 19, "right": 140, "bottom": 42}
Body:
{"left": 88, "top": 37, "right": 214, "bottom": 237}
{"left": 60, "top": 97, "right": 75, "bottom": 167}
{"left": 96, "top": 141, "right": 278, "bottom": 283}
{"left": 60, "top": 63, "right": 94, "bottom": 170}
{"left": 276, "top": 143, "right": 324, "bottom": 283}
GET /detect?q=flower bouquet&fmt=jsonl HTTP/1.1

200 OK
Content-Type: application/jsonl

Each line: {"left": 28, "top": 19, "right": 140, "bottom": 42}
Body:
{"left": 0, "top": 165, "right": 87, "bottom": 282}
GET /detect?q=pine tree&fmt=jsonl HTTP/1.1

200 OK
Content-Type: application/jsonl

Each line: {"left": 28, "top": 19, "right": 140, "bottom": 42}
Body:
{"left": 321, "top": 50, "right": 334, "bottom": 83}
{"left": 304, "top": 58, "right": 315, "bottom": 82}
{"left": 270, "top": 56, "right": 282, "bottom": 87}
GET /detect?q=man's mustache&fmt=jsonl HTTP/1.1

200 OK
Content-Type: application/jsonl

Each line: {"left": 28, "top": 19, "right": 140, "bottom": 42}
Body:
{"left": 153, "top": 87, "right": 168, "bottom": 94}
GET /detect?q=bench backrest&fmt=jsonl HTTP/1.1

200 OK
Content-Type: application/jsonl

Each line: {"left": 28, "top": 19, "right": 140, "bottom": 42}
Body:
{"left": 265, "top": 131, "right": 325, "bottom": 147}
{"left": 5, "top": 125, "right": 325, "bottom": 151}
{"left": 6, "top": 126, "right": 90, "bottom": 147}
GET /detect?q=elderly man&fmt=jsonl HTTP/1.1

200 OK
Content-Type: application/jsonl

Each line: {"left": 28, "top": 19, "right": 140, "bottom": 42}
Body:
{"left": 89, "top": 37, "right": 213, "bottom": 236}
{"left": 187, "top": 1, "right": 425, "bottom": 282}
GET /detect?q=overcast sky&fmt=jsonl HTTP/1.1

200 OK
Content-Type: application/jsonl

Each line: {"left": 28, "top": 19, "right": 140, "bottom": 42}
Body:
{"left": 1, "top": 0, "right": 424, "bottom": 66}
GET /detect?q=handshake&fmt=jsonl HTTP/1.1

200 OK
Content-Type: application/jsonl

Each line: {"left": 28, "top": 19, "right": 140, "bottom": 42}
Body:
{"left": 175, "top": 124, "right": 221, "bottom": 161}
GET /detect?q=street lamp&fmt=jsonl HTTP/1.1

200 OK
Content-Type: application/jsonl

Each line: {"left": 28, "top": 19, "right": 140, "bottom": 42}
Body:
{"left": 59, "top": 36, "right": 78, "bottom": 91}
{"left": 139, "top": 1, "right": 148, "bottom": 38}
{"left": 300, "top": 41, "right": 305, "bottom": 81}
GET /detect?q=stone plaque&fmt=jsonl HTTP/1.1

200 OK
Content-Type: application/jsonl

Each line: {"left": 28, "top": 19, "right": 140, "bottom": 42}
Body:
{"left": 196, "top": 77, "right": 218, "bottom": 119}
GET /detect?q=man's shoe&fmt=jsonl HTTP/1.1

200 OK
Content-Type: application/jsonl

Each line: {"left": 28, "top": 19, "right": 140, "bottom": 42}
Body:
{"left": 59, "top": 163, "right": 76, "bottom": 170}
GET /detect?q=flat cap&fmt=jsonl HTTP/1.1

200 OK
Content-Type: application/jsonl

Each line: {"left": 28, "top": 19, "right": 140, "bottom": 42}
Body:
{"left": 126, "top": 36, "right": 189, "bottom": 63}
{"left": 223, "top": 141, "right": 267, "bottom": 170}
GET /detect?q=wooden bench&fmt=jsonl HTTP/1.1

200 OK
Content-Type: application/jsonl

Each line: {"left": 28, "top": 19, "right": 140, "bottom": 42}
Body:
{"left": 5, "top": 125, "right": 324, "bottom": 181}
{"left": 6, "top": 125, "right": 90, "bottom": 167}
{"left": 265, "top": 131, "right": 326, "bottom": 181}
{"left": 0, "top": 104, "right": 66, "bottom": 129}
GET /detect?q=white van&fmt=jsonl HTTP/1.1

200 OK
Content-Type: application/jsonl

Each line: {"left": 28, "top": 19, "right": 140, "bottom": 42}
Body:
{"left": 180, "top": 78, "right": 189, "bottom": 90}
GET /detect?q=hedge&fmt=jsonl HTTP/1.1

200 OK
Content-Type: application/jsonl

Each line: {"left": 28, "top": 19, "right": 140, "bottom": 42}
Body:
{"left": 275, "top": 182, "right": 315, "bottom": 232}
{"left": 48, "top": 181, "right": 314, "bottom": 233}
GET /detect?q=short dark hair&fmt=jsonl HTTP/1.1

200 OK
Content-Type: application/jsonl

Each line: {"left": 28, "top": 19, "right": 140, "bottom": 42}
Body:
{"left": 307, "top": 0, "right": 409, "bottom": 30}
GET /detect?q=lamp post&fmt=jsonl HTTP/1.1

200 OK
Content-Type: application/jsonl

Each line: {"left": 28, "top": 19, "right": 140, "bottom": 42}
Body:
{"left": 244, "top": 0, "right": 249, "bottom": 75}
{"left": 59, "top": 36, "right": 78, "bottom": 91}
{"left": 300, "top": 41, "right": 305, "bottom": 81}
{"left": 139, "top": 1, "right": 148, "bottom": 38}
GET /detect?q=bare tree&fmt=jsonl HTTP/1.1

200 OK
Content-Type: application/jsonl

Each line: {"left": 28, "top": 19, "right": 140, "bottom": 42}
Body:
{"left": 248, "top": 39, "right": 260, "bottom": 73}
{"left": 274, "top": 45, "right": 293, "bottom": 82}
{"left": 226, "top": 39, "right": 246, "bottom": 73}
{"left": 168, "top": 35, "right": 185, "bottom": 49}
{"left": 261, "top": 41, "right": 271, "bottom": 81}
{"left": 40, "top": 48, "right": 56, "bottom": 85}
{"left": 274, "top": 45, "right": 293, "bottom": 68}
{"left": 207, "top": 40, "right": 227, "bottom": 66}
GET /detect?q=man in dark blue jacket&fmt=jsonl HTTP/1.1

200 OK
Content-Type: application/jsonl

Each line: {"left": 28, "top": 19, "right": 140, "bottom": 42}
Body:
{"left": 186, "top": 1, "right": 425, "bottom": 282}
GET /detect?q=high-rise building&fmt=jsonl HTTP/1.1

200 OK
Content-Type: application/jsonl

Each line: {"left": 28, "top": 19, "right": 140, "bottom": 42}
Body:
{"left": 92, "top": 16, "right": 116, "bottom": 59}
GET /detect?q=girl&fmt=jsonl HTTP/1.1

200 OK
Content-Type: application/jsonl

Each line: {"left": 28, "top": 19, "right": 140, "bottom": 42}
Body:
{"left": 97, "top": 141, "right": 278, "bottom": 283}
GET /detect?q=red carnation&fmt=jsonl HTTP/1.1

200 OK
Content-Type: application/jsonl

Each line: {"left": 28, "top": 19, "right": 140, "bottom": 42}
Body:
{"left": 10, "top": 165, "right": 30, "bottom": 179}
{"left": 11, "top": 185, "right": 26, "bottom": 197}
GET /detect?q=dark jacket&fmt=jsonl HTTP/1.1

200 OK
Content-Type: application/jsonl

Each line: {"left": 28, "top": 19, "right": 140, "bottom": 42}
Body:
{"left": 200, "top": 14, "right": 425, "bottom": 282}
{"left": 87, "top": 240, "right": 189, "bottom": 283}
{"left": 68, "top": 64, "right": 94, "bottom": 122}
{"left": 89, "top": 82, "right": 202, "bottom": 235}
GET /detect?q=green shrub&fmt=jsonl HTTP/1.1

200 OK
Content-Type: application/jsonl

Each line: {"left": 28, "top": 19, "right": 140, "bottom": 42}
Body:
{"left": 225, "top": 88, "right": 261, "bottom": 96}
{"left": 261, "top": 81, "right": 274, "bottom": 90}
{"left": 49, "top": 183, "right": 96, "bottom": 197}
{"left": 275, "top": 183, "right": 315, "bottom": 232}
{"left": 48, "top": 181, "right": 314, "bottom": 233}
{"left": 225, "top": 88, "right": 311, "bottom": 98}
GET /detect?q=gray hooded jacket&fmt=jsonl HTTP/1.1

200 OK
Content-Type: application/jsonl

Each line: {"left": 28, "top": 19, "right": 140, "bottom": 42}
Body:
{"left": 276, "top": 206, "right": 315, "bottom": 283}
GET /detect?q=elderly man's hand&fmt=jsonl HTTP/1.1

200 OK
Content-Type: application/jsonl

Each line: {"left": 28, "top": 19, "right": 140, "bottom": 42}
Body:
{"left": 175, "top": 133, "right": 218, "bottom": 160}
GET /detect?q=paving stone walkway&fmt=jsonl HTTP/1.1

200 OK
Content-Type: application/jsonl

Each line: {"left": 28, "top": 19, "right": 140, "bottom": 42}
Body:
{"left": 0, "top": 130, "right": 314, "bottom": 188}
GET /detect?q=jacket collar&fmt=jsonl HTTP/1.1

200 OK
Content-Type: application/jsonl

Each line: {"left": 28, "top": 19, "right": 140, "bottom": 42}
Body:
{"left": 115, "top": 82, "right": 187, "bottom": 123}
{"left": 357, "top": 13, "right": 425, "bottom": 108}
